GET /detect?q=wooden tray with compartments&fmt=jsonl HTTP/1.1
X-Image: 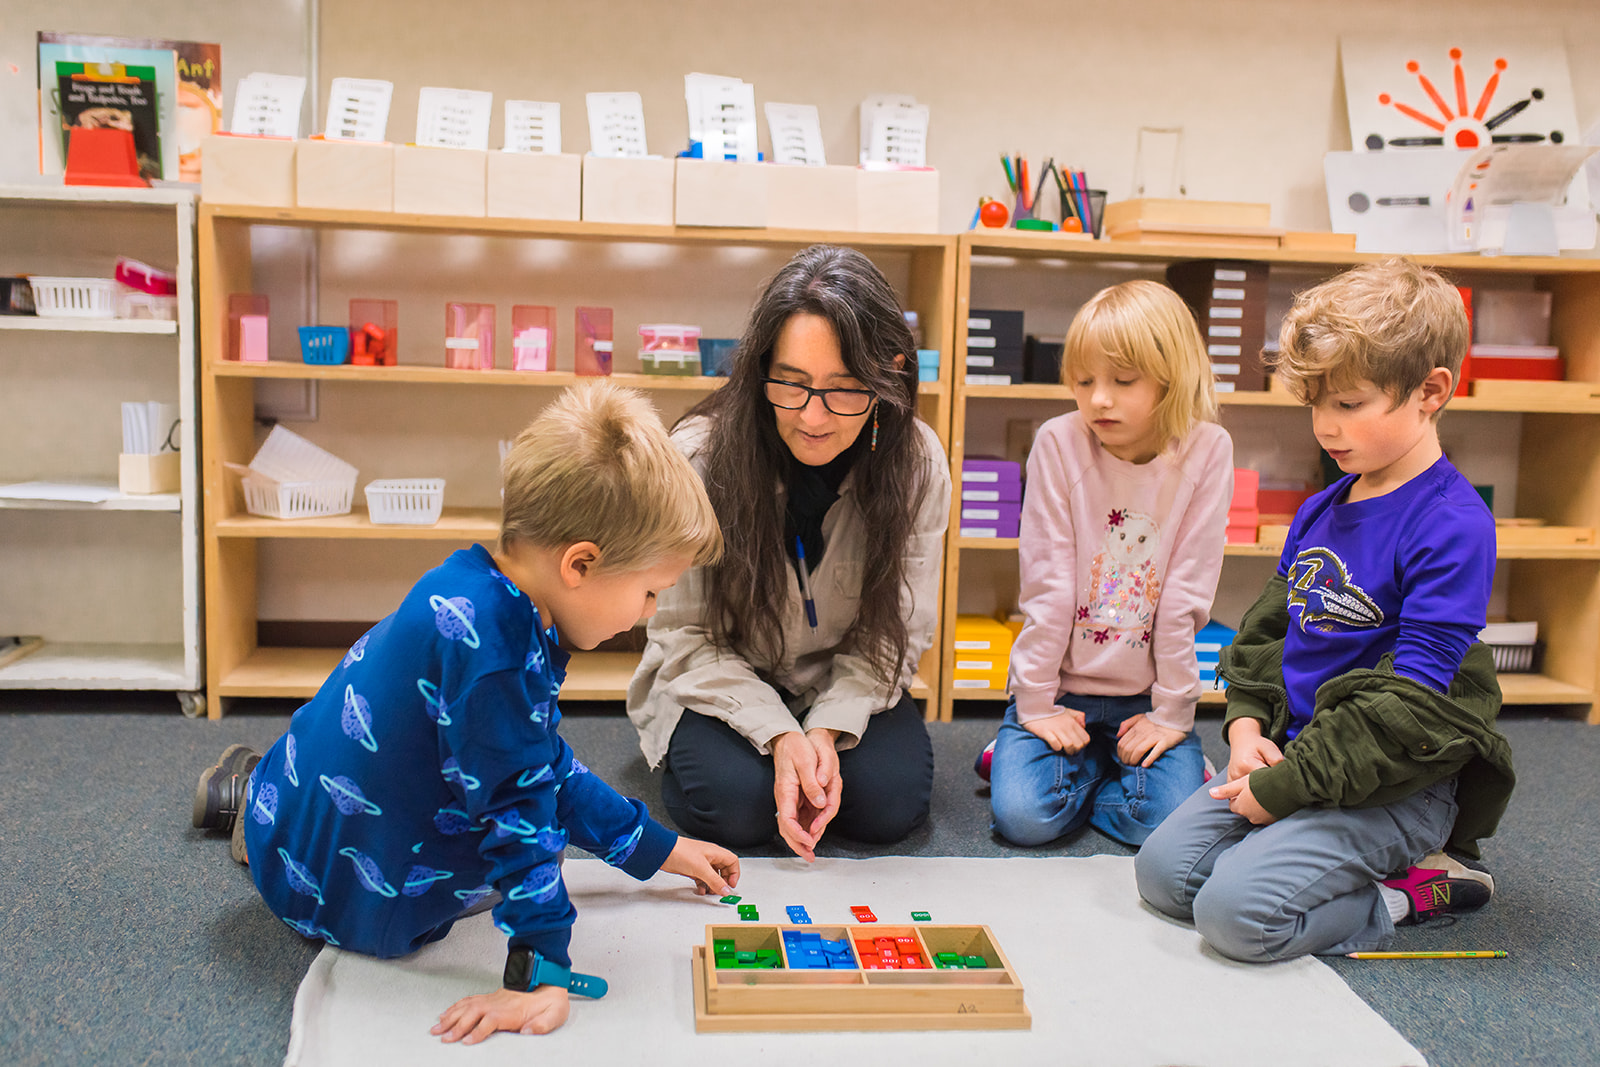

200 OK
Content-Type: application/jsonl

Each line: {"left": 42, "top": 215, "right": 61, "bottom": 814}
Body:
{"left": 692, "top": 923, "right": 1030, "bottom": 1032}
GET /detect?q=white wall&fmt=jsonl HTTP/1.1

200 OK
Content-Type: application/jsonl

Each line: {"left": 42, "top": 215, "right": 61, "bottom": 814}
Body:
{"left": 318, "top": 0, "right": 1600, "bottom": 231}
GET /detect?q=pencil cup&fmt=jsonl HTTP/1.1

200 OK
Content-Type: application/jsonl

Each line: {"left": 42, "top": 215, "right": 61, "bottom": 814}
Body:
{"left": 445, "top": 302, "right": 496, "bottom": 370}
{"left": 575, "top": 307, "right": 613, "bottom": 376}
{"left": 511, "top": 305, "right": 554, "bottom": 371}
{"left": 1058, "top": 188, "right": 1107, "bottom": 238}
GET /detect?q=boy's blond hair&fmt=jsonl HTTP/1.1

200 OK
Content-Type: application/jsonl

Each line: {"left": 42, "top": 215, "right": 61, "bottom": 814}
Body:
{"left": 500, "top": 382, "right": 722, "bottom": 571}
{"left": 1272, "top": 258, "right": 1468, "bottom": 412}
{"left": 1062, "top": 279, "right": 1219, "bottom": 448}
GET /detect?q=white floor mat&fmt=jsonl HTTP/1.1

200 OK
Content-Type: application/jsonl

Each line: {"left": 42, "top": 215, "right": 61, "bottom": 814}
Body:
{"left": 286, "top": 855, "right": 1424, "bottom": 1067}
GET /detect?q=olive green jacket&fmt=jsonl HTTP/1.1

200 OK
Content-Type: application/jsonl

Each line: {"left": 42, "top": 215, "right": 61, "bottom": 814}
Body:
{"left": 1218, "top": 574, "right": 1516, "bottom": 859}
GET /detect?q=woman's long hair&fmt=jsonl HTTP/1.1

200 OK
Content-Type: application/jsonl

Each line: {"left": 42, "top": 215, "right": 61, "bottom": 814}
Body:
{"left": 682, "top": 244, "right": 927, "bottom": 684}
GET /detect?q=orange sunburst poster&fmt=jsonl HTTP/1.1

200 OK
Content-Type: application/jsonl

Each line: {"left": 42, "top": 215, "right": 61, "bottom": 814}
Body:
{"left": 1340, "top": 35, "right": 1579, "bottom": 154}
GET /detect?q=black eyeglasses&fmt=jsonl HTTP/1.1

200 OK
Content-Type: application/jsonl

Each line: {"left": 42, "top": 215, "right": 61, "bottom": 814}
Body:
{"left": 761, "top": 378, "right": 876, "bottom": 417}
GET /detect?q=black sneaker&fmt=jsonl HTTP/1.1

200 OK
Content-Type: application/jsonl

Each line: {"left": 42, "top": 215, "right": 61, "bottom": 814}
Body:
{"left": 1383, "top": 863, "right": 1492, "bottom": 925}
{"left": 192, "top": 744, "right": 261, "bottom": 831}
{"left": 1416, "top": 850, "right": 1495, "bottom": 895}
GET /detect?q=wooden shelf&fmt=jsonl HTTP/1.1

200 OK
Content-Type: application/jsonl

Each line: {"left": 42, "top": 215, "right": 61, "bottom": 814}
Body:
{"left": 962, "top": 232, "right": 1600, "bottom": 276}
{"left": 218, "top": 645, "right": 929, "bottom": 702}
{"left": 956, "top": 537, "right": 1600, "bottom": 561}
{"left": 214, "top": 507, "right": 500, "bottom": 540}
{"left": 0, "top": 317, "right": 177, "bottom": 334}
{"left": 951, "top": 675, "right": 1591, "bottom": 709}
{"left": 958, "top": 381, "right": 1600, "bottom": 414}
{"left": 203, "top": 202, "right": 954, "bottom": 251}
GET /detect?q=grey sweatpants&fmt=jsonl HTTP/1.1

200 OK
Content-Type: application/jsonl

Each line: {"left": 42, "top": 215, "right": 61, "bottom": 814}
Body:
{"left": 1134, "top": 776, "right": 1458, "bottom": 961}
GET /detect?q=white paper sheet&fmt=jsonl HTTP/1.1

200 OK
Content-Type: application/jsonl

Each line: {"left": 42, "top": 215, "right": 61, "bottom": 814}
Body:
{"left": 324, "top": 78, "right": 393, "bottom": 142}
{"left": 764, "top": 102, "right": 826, "bottom": 166}
{"left": 230, "top": 72, "right": 306, "bottom": 138}
{"left": 503, "top": 101, "right": 560, "bottom": 154}
{"left": 415, "top": 87, "right": 493, "bottom": 151}
{"left": 586, "top": 92, "right": 649, "bottom": 158}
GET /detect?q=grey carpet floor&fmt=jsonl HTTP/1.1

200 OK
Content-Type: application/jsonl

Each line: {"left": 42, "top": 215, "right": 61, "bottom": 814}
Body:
{"left": 0, "top": 695, "right": 1595, "bottom": 1066}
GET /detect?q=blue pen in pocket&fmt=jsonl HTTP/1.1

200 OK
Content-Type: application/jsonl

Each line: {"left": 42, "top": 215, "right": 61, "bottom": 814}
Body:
{"left": 794, "top": 536, "right": 818, "bottom": 630}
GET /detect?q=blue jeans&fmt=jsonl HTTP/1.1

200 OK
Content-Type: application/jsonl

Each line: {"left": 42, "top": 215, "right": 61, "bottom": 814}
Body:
{"left": 1135, "top": 776, "right": 1459, "bottom": 961}
{"left": 989, "top": 693, "right": 1205, "bottom": 848}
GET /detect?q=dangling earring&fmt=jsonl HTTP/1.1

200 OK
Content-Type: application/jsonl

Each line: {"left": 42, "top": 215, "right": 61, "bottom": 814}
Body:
{"left": 871, "top": 403, "right": 879, "bottom": 452}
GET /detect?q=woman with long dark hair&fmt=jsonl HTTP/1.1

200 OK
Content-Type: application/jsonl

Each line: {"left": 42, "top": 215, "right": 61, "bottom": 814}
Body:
{"left": 627, "top": 245, "right": 950, "bottom": 860}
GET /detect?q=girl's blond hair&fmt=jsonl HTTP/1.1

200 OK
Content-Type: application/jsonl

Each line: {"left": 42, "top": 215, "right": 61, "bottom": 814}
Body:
{"left": 1062, "top": 279, "right": 1219, "bottom": 447}
{"left": 499, "top": 382, "right": 722, "bottom": 571}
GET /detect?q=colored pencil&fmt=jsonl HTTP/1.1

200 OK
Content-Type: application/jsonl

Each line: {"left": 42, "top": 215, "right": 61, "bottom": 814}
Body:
{"left": 1000, "top": 153, "right": 1016, "bottom": 193}
{"left": 1346, "top": 950, "right": 1507, "bottom": 959}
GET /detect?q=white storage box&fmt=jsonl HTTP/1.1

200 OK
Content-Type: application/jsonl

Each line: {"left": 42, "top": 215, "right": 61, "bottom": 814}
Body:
{"left": 1478, "top": 620, "right": 1538, "bottom": 673}
{"left": 364, "top": 478, "right": 445, "bottom": 525}
{"left": 29, "top": 277, "right": 116, "bottom": 319}
{"left": 227, "top": 425, "right": 357, "bottom": 519}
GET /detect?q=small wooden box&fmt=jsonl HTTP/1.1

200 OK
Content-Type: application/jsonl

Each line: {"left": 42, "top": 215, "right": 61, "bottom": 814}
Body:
{"left": 486, "top": 152, "right": 581, "bottom": 221}
{"left": 675, "top": 158, "right": 768, "bottom": 228}
{"left": 119, "top": 452, "right": 181, "bottom": 495}
{"left": 581, "top": 155, "right": 675, "bottom": 226}
{"left": 296, "top": 139, "right": 393, "bottom": 212}
{"left": 857, "top": 167, "right": 940, "bottom": 234}
{"left": 393, "top": 146, "right": 486, "bottom": 217}
{"left": 766, "top": 164, "right": 858, "bottom": 232}
{"left": 200, "top": 133, "right": 296, "bottom": 207}
{"left": 694, "top": 923, "right": 1029, "bottom": 1031}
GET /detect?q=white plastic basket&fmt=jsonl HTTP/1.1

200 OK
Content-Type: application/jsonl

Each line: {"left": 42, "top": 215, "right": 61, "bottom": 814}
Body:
{"left": 226, "top": 425, "right": 357, "bottom": 519}
{"left": 364, "top": 478, "right": 445, "bottom": 525}
{"left": 28, "top": 276, "right": 117, "bottom": 319}
{"left": 1479, "top": 621, "right": 1538, "bottom": 673}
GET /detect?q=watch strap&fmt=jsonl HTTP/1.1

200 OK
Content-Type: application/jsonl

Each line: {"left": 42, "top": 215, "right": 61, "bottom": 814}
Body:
{"left": 504, "top": 947, "right": 608, "bottom": 999}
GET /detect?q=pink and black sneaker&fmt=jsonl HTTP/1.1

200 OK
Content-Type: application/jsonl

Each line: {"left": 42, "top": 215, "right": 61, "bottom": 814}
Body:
{"left": 1381, "top": 859, "right": 1493, "bottom": 925}
{"left": 973, "top": 739, "right": 995, "bottom": 782}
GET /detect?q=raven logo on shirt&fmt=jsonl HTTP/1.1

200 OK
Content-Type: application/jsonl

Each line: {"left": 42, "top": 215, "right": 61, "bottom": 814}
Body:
{"left": 1287, "top": 547, "right": 1383, "bottom": 632}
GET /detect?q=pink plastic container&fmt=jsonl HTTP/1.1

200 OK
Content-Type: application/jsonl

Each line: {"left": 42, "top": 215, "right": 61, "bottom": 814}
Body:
{"left": 228, "top": 294, "right": 269, "bottom": 362}
{"left": 575, "top": 306, "right": 613, "bottom": 376}
{"left": 445, "top": 302, "right": 496, "bottom": 370}
{"left": 512, "top": 305, "right": 555, "bottom": 371}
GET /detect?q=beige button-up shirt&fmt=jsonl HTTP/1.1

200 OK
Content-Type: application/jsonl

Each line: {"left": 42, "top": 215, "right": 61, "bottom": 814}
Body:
{"left": 627, "top": 415, "right": 951, "bottom": 766}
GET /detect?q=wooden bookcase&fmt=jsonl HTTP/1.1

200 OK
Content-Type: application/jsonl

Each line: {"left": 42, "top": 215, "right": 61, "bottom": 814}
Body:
{"left": 0, "top": 186, "right": 204, "bottom": 715}
{"left": 937, "top": 231, "right": 1600, "bottom": 723}
{"left": 197, "top": 204, "right": 956, "bottom": 718}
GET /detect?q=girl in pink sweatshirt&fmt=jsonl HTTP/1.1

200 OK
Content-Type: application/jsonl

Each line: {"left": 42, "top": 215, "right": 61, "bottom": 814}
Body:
{"left": 989, "top": 279, "right": 1234, "bottom": 847}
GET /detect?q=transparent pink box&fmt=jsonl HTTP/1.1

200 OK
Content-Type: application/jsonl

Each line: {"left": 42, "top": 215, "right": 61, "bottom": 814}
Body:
{"left": 227, "top": 293, "right": 269, "bottom": 362}
{"left": 512, "top": 305, "right": 555, "bottom": 371}
{"left": 575, "top": 306, "right": 613, "bottom": 376}
{"left": 445, "top": 302, "right": 495, "bottom": 370}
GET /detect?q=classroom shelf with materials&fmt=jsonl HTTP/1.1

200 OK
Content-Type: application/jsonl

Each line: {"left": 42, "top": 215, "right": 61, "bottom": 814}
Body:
{"left": 198, "top": 202, "right": 957, "bottom": 719}
{"left": 936, "top": 230, "right": 1600, "bottom": 724}
{"left": 0, "top": 185, "right": 204, "bottom": 715}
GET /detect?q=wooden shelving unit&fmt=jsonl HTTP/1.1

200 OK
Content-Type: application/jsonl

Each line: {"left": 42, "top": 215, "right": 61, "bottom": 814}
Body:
{"left": 0, "top": 185, "right": 204, "bottom": 714}
{"left": 938, "top": 232, "right": 1600, "bottom": 723}
{"left": 199, "top": 204, "right": 955, "bottom": 717}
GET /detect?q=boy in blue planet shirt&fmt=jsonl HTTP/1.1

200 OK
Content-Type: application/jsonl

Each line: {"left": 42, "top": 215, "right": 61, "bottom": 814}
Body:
{"left": 193, "top": 383, "right": 737, "bottom": 1041}
{"left": 1135, "top": 258, "right": 1514, "bottom": 962}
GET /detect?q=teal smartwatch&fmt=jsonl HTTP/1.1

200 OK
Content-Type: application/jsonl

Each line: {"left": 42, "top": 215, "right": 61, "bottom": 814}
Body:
{"left": 503, "top": 947, "right": 609, "bottom": 999}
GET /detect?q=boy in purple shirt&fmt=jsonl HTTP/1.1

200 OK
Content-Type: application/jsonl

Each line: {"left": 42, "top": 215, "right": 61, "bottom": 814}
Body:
{"left": 1135, "top": 259, "right": 1515, "bottom": 961}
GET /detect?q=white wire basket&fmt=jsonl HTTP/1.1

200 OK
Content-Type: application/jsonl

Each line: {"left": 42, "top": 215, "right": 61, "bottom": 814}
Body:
{"left": 28, "top": 276, "right": 117, "bottom": 319}
{"left": 364, "top": 478, "right": 446, "bottom": 525}
{"left": 225, "top": 425, "right": 357, "bottom": 520}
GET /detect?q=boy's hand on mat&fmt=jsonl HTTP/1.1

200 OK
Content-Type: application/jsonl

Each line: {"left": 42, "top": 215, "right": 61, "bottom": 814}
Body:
{"left": 1022, "top": 708, "right": 1089, "bottom": 754}
{"left": 1114, "top": 714, "right": 1187, "bottom": 767}
{"left": 432, "top": 985, "right": 570, "bottom": 1043}
{"left": 1209, "top": 774, "right": 1276, "bottom": 825}
{"left": 662, "top": 836, "right": 741, "bottom": 896}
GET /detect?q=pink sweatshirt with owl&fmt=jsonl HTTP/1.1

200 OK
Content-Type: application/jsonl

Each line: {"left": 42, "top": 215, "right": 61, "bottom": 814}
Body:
{"left": 1009, "top": 412, "right": 1234, "bottom": 732}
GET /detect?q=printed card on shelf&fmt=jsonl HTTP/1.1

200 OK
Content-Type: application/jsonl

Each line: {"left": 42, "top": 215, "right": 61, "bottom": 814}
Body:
{"left": 586, "top": 91, "right": 649, "bottom": 158}
{"left": 230, "top": 72, "right": 305, "bottom": 138}
{"left": 504, "top": 100, "right": 561, "bottom": 153}
{"left": 764, "top": 102, "right": 826, "bottom": 166}
{"left": 858, "top": 93, "right": 928, "bottom": 166}
{"left": 325, "top": 77, "right": 393, "bottom": 142}
{"left": 685, "top": 72, "right": 759, "bottom": 162}
{"left": 416, "top": 87, "right": 493, "bottom": 151}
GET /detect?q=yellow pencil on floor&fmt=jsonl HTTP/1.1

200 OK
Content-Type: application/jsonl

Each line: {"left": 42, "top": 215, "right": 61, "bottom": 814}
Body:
{"left": 1346, "top": 950, "right": 1507, "bottom": 959}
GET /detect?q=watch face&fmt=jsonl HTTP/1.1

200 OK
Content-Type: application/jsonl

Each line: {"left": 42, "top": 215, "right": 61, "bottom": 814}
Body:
{"left": 503, "top": 948, "right": 534, "bottom": 991}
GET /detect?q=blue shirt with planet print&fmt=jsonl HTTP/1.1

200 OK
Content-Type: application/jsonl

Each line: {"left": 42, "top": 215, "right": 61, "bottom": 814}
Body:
{"left": 243, "top": 544, "right": 677, "bottom": 967}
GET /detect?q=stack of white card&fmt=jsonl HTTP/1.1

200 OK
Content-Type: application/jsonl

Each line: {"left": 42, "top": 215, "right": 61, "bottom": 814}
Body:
{"left": 122, "top": 402, "right": 177, "bottom": 455}
{"left": 684, "top": 72, "right": 759, "bottom": 162}
{"left": 860, "top": 94, "right": 930, "bottom": 167}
